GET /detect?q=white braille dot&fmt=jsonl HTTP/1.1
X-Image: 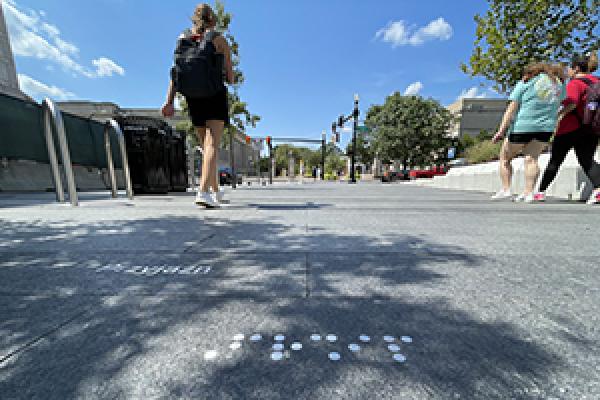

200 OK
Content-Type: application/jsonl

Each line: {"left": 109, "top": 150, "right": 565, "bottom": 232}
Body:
{"left": 393, "top": 353, "right": 407, "bottom": 363}
{"left": 401, "top": 336, "right": 413, "bottom": 343}
{"left": 383, "top": 335, "right": 395, "bottom": 343}
{"left": 359, "top": 335, "right": 370, "bottom": 343}
{"left": 326, "top": 334, "right": 337, "bottom": 342}
{"left": 273, "top": 343, "right": 284, "bottom": 351}
{"left": 250, "top": 334, "right": 262, "bottom": 342}
{"left": 291, "top": 342, "right": 303, "bottom": 351}
{"left": 271, "top": 351, "right": 284, "bottom": 361}
{"left": 348, "top": 343, "right": 361, "bottom": 352}
{"left": 388, "top": 344, "right": 401, "bottom": 352}
{"left": 233, "top": 334, "right": 244, "bottom": 341}
{"left": 204, "top": 350, "right": 218, "bottom": 360}
{"left": 229, "top": 342, "right": 242, "bottom": 350}
{"left": 310, "top": 334, "right": 321, "bottom": 341}
{"left": 274, "top": 334, "right": 285, "bottom": 342}
{"left": 328, "top": 352, "right": 341, "bottom": 361}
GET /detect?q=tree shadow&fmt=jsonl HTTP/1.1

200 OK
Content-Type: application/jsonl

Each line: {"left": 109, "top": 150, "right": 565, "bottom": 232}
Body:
{"left": 0, "top": 213, "right": 566, "bottom": 399}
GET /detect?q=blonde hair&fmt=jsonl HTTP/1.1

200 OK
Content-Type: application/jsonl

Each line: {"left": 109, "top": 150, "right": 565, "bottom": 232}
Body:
{"left": 191, "top": 3, "right": 216, "bottom": 34}
{"left": 523, "top": 62, "right": 565, "bottom": 83}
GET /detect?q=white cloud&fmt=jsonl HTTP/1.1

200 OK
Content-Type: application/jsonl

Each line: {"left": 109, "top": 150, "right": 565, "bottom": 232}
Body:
{"left": 93, "top": 57, "right": 125, "bottom": 77}
{"left": 18, "top": 74, "right": 76, "bottom": 100}
{"left": 404, "top": 81, "right": 424, "bottom": 96}
{"left": 4, "top": 1, "right": 123, "bottom": 78}
{"left": 456, "top": 87, "right": 488, "bottom": 102}
{"left": 375, "top": 17, "right": 453, "bottom": 47}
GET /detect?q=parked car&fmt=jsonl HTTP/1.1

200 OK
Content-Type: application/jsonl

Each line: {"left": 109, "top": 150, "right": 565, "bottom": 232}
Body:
{"left": 409, "top": 166, "right": 448, "bottom": 180}
{"left": 219, "top": 167, "right": 243, "bottom": 186}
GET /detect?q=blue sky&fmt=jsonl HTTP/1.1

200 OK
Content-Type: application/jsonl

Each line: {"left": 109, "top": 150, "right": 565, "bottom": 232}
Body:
{"left": 5, "top": 0, "right": 498, "bottom": 148}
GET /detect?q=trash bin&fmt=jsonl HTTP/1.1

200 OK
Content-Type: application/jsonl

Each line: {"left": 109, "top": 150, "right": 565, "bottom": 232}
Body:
{"left": 167, "top": 128, "right": 188, "bottom": 192}
{"left": 116, "top": 116, "right": 170, "bottom": 194}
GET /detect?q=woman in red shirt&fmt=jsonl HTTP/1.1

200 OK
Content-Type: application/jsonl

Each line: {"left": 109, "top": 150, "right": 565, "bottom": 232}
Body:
{"left": 536, "top": 52, "right": 600, "bottom": 204}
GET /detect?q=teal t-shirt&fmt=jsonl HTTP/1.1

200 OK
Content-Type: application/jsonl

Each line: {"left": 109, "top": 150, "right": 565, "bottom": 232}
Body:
{"left": 508, "top": 74, "right": 566, "bottom": 133}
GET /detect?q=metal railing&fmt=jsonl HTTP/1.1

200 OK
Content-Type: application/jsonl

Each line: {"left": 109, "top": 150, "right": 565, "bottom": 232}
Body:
{"left": 42, "top": 99, "right": 134, "bottom": 205}
{"left": 42, "top": 98, "right": 78, "bottom": 206}
{"left": 105, "top": 119, "right": 134, "bottom": 200}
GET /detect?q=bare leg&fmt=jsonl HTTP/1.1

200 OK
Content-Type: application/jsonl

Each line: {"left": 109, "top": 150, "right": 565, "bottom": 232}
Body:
{"left": 523, "top": 156, "right": 540, "bottom": 195}
{"left": 205, "top": 120, "right": 224, "bottom": 194}
{"left": 499, "top": 139, "right": 520, "bottom": 191}
{"left": 522, "top": 140, "right": 546, "bottom": 195}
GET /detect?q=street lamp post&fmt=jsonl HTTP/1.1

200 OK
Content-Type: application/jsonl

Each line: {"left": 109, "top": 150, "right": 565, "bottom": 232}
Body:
{"left": 321, "top": 131, "right": 326, "bottom": 181}
{"left": 351, "top": 93, "right": 359, "bottom": 184}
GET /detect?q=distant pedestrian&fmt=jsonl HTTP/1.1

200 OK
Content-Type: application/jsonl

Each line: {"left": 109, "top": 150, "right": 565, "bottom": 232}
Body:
{"left": 312, "top": 166, "right": 317, "bottom": 181}
{"left": 162, "top": 3, "right": 235, "bottom": 208}
{"left": 534, "top": 52, "right": 600, "bottom": 204}
{"left": 491, "top": 63, "right": 566, "bottom": 203}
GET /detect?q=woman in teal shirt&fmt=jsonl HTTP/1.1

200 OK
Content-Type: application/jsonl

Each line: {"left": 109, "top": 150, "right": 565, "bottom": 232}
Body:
{"left": 491, "top": 63, "right": 566, "bottom": 202}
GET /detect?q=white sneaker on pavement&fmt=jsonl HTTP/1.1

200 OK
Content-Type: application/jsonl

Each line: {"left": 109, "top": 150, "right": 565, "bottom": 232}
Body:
{"left": 195, "top": 191, "right": 220, "bottom": 208}
{"left": 586, "top": 189, "right": 600, "bottom": 205}
{"left": 491, "top": 189, "right": 512, "bottom": 200}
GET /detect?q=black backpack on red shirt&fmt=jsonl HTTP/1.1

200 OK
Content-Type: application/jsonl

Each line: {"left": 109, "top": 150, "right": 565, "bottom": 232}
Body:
{"left": 574, "top": 77, "right": 600, "bottom": 136}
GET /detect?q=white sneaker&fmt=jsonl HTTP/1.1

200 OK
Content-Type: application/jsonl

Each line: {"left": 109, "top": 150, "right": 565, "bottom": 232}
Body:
{"left": 195, "top": 191, "right": 220, "bottom": 208}
{"left": 586, "top": 190, "right": 600, "bottom": 205}
{"left": 523, "top": 193, "right": 535, "bottom": 203}
{"left": 214, "top": 189, "right": 225, "bottom": 203}
{"left": 491, "top": 189, "right": 512, "bottom": 200}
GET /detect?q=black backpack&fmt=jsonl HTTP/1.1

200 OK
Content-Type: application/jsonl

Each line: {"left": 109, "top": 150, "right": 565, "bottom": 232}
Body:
{"left": 574, "top": 77, "right": 600, "bottom": 136}
{"left": 171, "top": 29, "right": 224, "bottom": 98}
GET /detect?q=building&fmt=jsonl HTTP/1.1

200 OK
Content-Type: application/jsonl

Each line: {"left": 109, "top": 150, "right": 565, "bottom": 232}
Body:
{"left": 447, "top": 98, "right": 509, "bottom": 138}
{"left": 0, "top": 1, "right": 24, "bottom": 99}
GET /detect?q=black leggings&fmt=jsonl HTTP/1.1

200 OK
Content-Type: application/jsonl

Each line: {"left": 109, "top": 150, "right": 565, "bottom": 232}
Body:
{"left": 539, "top": 128, "right": 600, "bottom": 192}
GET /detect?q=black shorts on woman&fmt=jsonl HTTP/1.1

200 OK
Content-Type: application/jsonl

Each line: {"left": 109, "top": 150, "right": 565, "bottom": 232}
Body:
{"left": 508, "top": 132, "right": 553, "bottom": 144}
{"left": 185, "top": 88, "right": 229, "bottom": 128}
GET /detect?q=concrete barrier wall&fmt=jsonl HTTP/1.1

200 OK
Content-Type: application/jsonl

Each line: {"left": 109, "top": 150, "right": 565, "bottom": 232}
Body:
{"left": 422, "top": 147, "right": 600, "bottom": 200}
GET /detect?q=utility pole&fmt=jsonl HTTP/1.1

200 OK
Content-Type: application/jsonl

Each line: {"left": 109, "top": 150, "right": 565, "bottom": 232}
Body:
{"left": 350, "top": 94, "right": 359, "bottom": 184}
{"left": 321, "top": 131, "right": 326, "bottom": 181}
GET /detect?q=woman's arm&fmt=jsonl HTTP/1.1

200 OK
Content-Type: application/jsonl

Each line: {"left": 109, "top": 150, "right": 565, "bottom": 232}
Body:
{"left": 492, "top": 101, "right": 519, "bottom": 143}
{"left": 161, "top": 80, "right": 176, "bottom": 117}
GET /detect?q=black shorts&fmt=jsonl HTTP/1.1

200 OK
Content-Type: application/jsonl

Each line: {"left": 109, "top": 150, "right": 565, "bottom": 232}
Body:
{"left": 185, "top": 89, "right": 229, "bottom": 127}
{"left": 509, "top": 132, "right": 553, "bottom": 144}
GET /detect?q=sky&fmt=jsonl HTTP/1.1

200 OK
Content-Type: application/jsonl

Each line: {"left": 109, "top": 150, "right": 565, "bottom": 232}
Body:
{"left": 4, "top": 0, "right": 500, "bottom": 149}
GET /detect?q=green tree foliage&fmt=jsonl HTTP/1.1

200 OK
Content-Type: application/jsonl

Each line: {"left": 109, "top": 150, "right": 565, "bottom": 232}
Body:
{"left": 366, "top": 93, "right": 455, "bottom": 169}
{"left": 462, "top": 0, "right": 600, "bottom": 94}
{"left": 345, "top": 132, "right": 374, "bottom": 166}
{"left": 176, "top": 1, "right": 260, "bottom": 147}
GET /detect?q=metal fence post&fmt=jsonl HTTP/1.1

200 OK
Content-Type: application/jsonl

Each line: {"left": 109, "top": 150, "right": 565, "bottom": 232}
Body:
{"left": 42, "top": 102, "right": 65, "bottom": 203}
{"left": 108, "top": 119, "right": 134, "bottom": 200}
{"left": 43, "top": 98, "right": 78, "bottom": 206}
{"left": 103, "top": 123, "right": 118, "bottom": 198}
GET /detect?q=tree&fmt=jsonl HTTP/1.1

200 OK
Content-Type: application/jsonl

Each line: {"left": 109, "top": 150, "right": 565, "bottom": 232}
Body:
{"left": 176, "top": 1, "right": 260, "bottom": 147}
{"left": 461, "top": 0, "right": 600, "bottom": 94}
{"left": 367, "top": 93, "right": 455, "bottom": 169}
{"left": 345, "top": 132, "right": 374, "bottom": 166}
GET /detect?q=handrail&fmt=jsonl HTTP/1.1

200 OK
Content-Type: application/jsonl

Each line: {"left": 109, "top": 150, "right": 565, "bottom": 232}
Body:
{"left": 107, "top": 119, "right": 134, "bottom": 200}
{"left": 42, "top": 98, "right": 78, "bottom": 206}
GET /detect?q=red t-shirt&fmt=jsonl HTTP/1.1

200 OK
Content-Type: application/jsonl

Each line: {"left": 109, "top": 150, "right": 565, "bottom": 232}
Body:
{"left": 557, "top": 74, "right": 600, "bottom": 135}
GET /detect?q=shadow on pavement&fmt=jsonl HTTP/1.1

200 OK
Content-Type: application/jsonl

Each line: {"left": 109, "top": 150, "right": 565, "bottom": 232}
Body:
{"left": 0, "top": 214, "right": 562, "bottom": 399}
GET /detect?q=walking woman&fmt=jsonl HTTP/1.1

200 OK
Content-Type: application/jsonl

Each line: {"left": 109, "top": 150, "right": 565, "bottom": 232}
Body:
{"left": 162, "top": 3, "right": 235, "bottom": 208}
{"left": 491, "top": 63, "right": 566, "bottom": 202}
{"left": 534, "top": 52, "right": 600, "bottom": 204}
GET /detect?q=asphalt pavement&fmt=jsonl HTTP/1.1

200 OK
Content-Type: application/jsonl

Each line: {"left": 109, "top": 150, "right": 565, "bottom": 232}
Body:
{"left": 1, "top": 182, "right": 599, "bottom": 399}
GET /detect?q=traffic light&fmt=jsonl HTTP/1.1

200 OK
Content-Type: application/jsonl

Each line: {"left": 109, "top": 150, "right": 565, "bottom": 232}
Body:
{"left": 331, "top": 122, "right": 337, "bottom": 134}
{"left": 338, "top": 115, "right": 344, "bottom": 128}
{"left": 266, "top": 136, "right": 271, "bottom": 146}
{"left": 245, "top": 135, "right": 251, "bottom": 144}
{"left": 336, "top": 133, "right": 340, "bottom": 143}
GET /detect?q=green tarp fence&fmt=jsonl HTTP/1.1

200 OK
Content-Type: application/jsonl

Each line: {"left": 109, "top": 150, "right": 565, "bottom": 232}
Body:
{"left": 0, "top": 93, "right": 122, "bottom": 168}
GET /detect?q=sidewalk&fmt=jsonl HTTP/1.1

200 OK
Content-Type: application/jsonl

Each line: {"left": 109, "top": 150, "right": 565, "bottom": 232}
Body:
{"left": 1, "top": 184, "right": 599, "bottom": 399}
